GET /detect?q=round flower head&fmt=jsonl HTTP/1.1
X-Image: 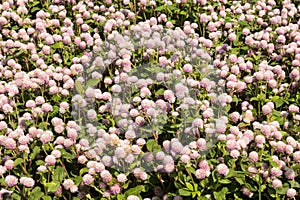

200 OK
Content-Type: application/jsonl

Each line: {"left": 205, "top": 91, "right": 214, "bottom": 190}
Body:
{"left": 272, "top": 179, "right": 282, "bottom": 188}
{"left": 286, "top": 188, "right": 296, "bottom": 198}
{"left": 5, "top": 175, "right": 18, "bottom": 187}
{"left": 217, "top": 163, "right": 229, "bottom": 175}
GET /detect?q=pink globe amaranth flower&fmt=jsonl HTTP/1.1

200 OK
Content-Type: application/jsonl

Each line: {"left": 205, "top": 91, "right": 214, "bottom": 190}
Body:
{"left": 217, "top": 163, "right": 229, "bottom": 176}
{"left": 293, "top": 151, "right": 300, "bottom": 162}
{"left": 248, "top": 151, "right": 259, "bottom": 163}
{"left": 127, "top": 195, "right": 140, "bottom": 200}
{"left": 5, "top": 175, "right": 18, "bottom": 187}
{"left": 117, "top": 174, "right": 127, "bottom": 183}
{"left": 247, "top": 166, "right": 258, "bottom": 176}
{"left": 196, "top": 138, "right": 206, "bottom": 151}
{"left": 45, "top": 155, "right": 56, "bottom": 165}
{"left": 25, "top": 100, "right": 36, "bottom": 108}
{"left": 140, "top": 86, "right": 152, "bottom": 98}
{"left": 63, "top": 179, "right": 75, "bottom": 190}
{"left": 0, "top": 165, "right": 7, "bottom": 175}
{"left": 101, "top": 170, "right": 112, "bottom": 183}
{"left": 163, "top": 90, "right": 176, "bottom": 103}
{"left": 285, "top": 145, "right": 294, "bottom": 155}
{"left": 40, "top": 131, "right": 53, "bottom": 143}
{"left": 183, "top": 64, "right": 193, "bottom": 73}
{"left": 243, "top": 110, "right": 254, "bottom": 123}
{"left": 286, "top": 188, "right": 296, "bottom": 198}
{"left": 164, "top": 163, "right": 175, "bottom": 173}
{"left": 195, "top": 169, "right": 207, "bottom": 179}
{"left": 20, "top": 177, "right": 35, "bottom": 188}
{"left": 229, "top": 111, "right": 240, "bottom": 123}
{"left": 78, "top": 155, "right": 87, "bottom": 164}
{"left": 63, "top": 139, "right": 74, "bottom": 148}
{"left": 226, "top": 139, "right": 239, "bottom": 151}
{"left": 270, "top": 167, "right": 282, "bottom": 178}
{"left": 110, "top": 183, "right": 121, "bottom": 195}
{"left": 4, "top": 160, "right": 14, "bottom": 170}
{"left": 272, "top": 179, "right": 282, "bottom": 188}
{"left": 82, "top": 174, "right": 94, "bottom": 185}
{"left": 289, "top": 69, "right": 300, "bottom": 80}
{"left": 242, "top": 186, "right": 253, "bottom": 197}
{"left": 180, "top": 155, "right": 190, "bottom": 163}
{"left": 230, "top": 150, "right": 240, "bottom": 158}
{"left": 51, "top": 150, "right": 61, "bottom": 158}
{"left": 0, "top": 121, "right": 7, "bottom": 130}
{"left": 41, "top": 103, "right": 53, "bottom": 112}
{"left": 229, "top": 126, "right": 239, "bottom": 135}
{"left": 5, "top": 138, "right": 16, "bottom": 150}
{"left": 35, "top": 96, "right": 45, "bottom": 105}
{"left": 289, "top": 104, "right": 299, "bottom": 113}
{"left": 285, "top": 168, "right": 296, "bottom": 180}
{"left": 87, "top": 109, "right": 97, "bottom": 120}
{"left": 262, "top": 104, "right": 272, "bottom": 115}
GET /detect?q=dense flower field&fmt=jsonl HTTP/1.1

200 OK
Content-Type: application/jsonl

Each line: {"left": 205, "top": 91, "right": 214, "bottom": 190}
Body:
{"left": 0, "top": 0, "right": 300, "bottom": 199}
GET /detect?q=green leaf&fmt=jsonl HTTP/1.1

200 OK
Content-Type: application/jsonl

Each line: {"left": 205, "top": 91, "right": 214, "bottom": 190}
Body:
{"left": 273, "top": 96, "right": 284, "bottom": 108}
{"left": 29, "top": 187, "right": 44, "bottom": 200}
{"left": 234, "top": 177, "right": 245, "bottom": 185}
{"left": 289, "top": 180, "right": 300, "bottom": 188}
{"left": 11, "top": 193, "right": 22, "bottom": 200}
{"left": 38, "top": 122, "right": 50, "bottom": 130}
{"left": 44, "top": 182, "right": 60, "bottom": 193}
{"left": 30, "top": 146, "right": 41, "bottom": 160}
{"left": 213, "top": 187, "right": 228, "bottom": 200}
{"left": 80, "top": 167, "right": 89, "bottom": 176}
{"left": 86, "top": 79, "right": 100, "bottom": 87}
{"left": 117, "top": 194, "right": 126, "bottom": 200}
{"left": 31, "top": 7, "right": 41, "bottom": 13}
{"left": 14, "top": 158, "right": 25, "bottom": 167}
{"left": 53, "top": 166, "right": 65, "bottom": 183}
{"left": 219, "top": 179, "right": 231, "bottom": 184}
{"left": 146, "top": 139, "right": 161, "bottom": 152}
{"left": 59, "top": 148, "right": 75, "bottom": 160}
{"left": 36, "top": 160, "right": 45, "bottom": 166}
{"left": 186, "top": 182, "right": 193, "bottom": 191}
{"left": 75, "top": 80, "right": 84, "bottom": 95}
{"left": 178, "top": 188, "right": 192, "bottom": 196}
{"left": 74, "top": 176, "right": 82, "bottom": 186}
{"left": 42, "top": 196, "right": 52, "bottom": 200}
{"left": 52, "top": 42, "right": 64, "bottom": 49}
{"left": 124, "top": 185, "right": 145, "bottom": 197}
{"left": 155, "top": 88, "right": 165, "bottom": 96}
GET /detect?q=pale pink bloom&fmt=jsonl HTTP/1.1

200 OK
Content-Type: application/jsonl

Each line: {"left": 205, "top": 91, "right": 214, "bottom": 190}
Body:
{"left": 164, "top": 90, "right": 176, "bottom": 103}
{"left": 286, "top": 188, "right": 296, "bottom": 198}
{"left": 82, "top": 174, "right": 94, "bottom": 185}
{"left": 63, "top": 179, "right": 75, "bottom": 190}
{"left": 20, "top": 177, "right": 35, "bottom": 187}
{"left": 272, "top": 179, "right": 282, "bottom": 188}
{"left": 243, "top": 110, "right": 254, "bottom": 123}
{"left": 117, "top": 174, "right": 127, "bottom": 183}
{"left": 217, "top": 163, "right": 229, "bottom": 175}
{"left": 45, "top": 155, "right": 56, "bottom": 165}
{"left": 4, "top": 160, "right": 14, "bottom": 170}
{"left": 5, "top": 175, "right": 18, "bottom": 187}
{"left": 262, "top": 105, "right": 272, "bottom": 115}
{"left": 5, "top": 138, "right": 16, "bottom": 149}
{"left": 101, "top": 170, "right": 112, "bottom": 183}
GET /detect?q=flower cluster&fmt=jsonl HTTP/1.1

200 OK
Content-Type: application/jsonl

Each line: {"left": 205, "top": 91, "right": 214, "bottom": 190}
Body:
{"left": 0, "top": 0, "right": 299, "bottom": 199}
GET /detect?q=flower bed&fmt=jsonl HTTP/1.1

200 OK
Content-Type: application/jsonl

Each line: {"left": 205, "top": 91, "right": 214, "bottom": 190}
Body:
{"left": 0, "top": 0, "right": 300, "bottom": 199}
